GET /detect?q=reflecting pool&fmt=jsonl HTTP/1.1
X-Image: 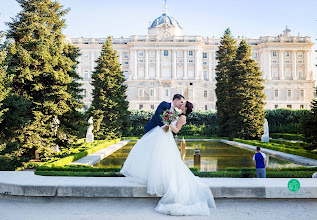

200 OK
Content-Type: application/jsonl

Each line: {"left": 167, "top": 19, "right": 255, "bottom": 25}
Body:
{"left": 93, "top": 141, "right": 302, "bottom": 171}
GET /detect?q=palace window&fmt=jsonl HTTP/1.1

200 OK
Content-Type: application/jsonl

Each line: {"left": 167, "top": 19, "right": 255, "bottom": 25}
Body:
{"left": 205, "top": 105, "right": 208, "bottom": 111}
{"left": 287, "top": 89, "right": 291, "bottom": 97}
{"left": 84, "top": 70, "right": 89, "bottom": 80}
{"left": 203, "top": 53, "right": 207, "bottom": 58}
{"left": 275, "top": 105, "right": 278, "bottom": 109}
{"left": 164, "top": 50, "right": 169, "bottom": 56}
{"left": 165, "top": 89, "right": 169, "bottom": 97}
{"left": 204, "top": 90, "right": 207, "bottom": 98}
{"left": 138, "top": 89, "right": 144, "bottom": 97}
{"left": 203, "top": 71, "right": 208, "bottom": 81}
{"left": 188, "top": 60, "right": 193, "bottom": 63}
{"left": 151, "top": 105, "right": 154, "bottom": 110}
{"left": 124, "top": 71, "right": 129, "bottom": 80}
{"left": 138, "top": 50, "right": 144, "bottom": 57}
{"left": 274, "top": 89, "right": 278, "bottom": 97}
{"left": 285, "top": 51, "right": 290, "bottom": 57}
{"left": 300, "top": 105, "right": 304, "bottom": 109}
{"left": 83, "top": 53, "right": 89, "bottom": 59}
{"left": 272, "top": 51, "right": 277, "bottom": 57}
{"left": 300, "top": 89, "right": 304, "bottom": 97}
{"left": 150, "top": 89, "right": 155, "bottom": 97}
{"left": 124, "top": 53, "right": 129, "bottom": 58}
{"left": 297, "top": 52, "right": 303, "bottom": 57}
{"left": 287, "top": 105, "right": 292, "bottom": 109}
{"left": 188, "top": 50, "right": 193, "bottom": 56}
{"left": 298, "top": 71, "right": 304, "bottom": 79}
{"left": 124, "top": 61, "right": 129, "bottom": 64}
{"left": 139, "top": 104, "right": 143, "bottom": 110}
{"left": 83, "top": 89, "right": 87, "bottom": 98}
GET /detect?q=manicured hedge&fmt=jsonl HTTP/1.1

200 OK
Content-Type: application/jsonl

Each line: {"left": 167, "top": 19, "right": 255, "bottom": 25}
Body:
{"left": 234, "top": 139, "right": 317, "bottom": 160}
{"left": 270, "top": 133, "right": 304, "bottom": 141}
{"left": 34, "top": 165, "right": 316, "bottom": 178}
{"left": 34, "top": 170, "right": 316, "bottom": 178}
{"left": 40, "top": 139, "right": 120, "bottom": 168}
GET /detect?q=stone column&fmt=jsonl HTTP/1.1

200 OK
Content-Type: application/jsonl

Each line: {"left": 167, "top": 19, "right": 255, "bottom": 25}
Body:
{"left": 133, "top": 49, "right": 138, "bottom": 80}
{"left": 183, "top": 49, "right": 188, "bottom": 79}
{"left": 90, "top": 52, "right": 94, "bottom": 73}
{"left": 305, "top": 50, "right": 311, "bottom": 80}
{"left": 145, "top": 50, "right": 149, "bottom": 79}
{"left": 156, "top": 49, "right": 160, "bottom": 79}
{"left": 292, "top": 50, "right": 297, "bottom": 80}
{"left": 119, "top": 52, "right": 123, "bottom": 65}
{"left": 279, "top": 50, "right": 284, "bottom": 80}
{"left": 209, "top": 52, "right": 213, "bottom": 81}
{"left": 195, "top": 49, "right": 199, "bottom": 79}
{"left": 172, "top": 50, "right": 177, "bottom": 79}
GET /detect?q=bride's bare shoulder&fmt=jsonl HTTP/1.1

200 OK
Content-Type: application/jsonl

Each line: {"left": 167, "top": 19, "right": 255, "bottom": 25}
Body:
{"left": 178, "top": 115, "right": 186, "bottom": 123}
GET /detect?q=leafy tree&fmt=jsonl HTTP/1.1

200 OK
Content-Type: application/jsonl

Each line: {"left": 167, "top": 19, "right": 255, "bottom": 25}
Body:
{"left": 227, "top": 40, "right": 265, "bottom": 139}
{"left": 215, "top": 28, "right": 237, "bottom": 137}
{"left": 88, "top": 36, "right": 129, "bottom": 140}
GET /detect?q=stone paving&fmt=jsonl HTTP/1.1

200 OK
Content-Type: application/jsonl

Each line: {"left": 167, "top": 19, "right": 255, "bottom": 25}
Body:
{"left": 1, "top": 196, "right": 316, "bottom": 220}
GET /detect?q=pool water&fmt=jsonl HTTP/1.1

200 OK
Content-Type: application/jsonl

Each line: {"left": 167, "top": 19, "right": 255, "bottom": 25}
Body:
{"left": 93, "top": 141, "right": 302, "bottom": 172}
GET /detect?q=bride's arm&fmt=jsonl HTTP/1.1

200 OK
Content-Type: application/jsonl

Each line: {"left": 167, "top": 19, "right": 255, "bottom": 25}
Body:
{"left": 168, "top": 116, "right": 186, "bottom": 133}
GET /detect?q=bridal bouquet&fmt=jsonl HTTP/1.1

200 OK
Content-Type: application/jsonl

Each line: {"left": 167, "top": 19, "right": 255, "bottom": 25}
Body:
{"left": 160, "top": 109, "right": 178, "bottom": 132}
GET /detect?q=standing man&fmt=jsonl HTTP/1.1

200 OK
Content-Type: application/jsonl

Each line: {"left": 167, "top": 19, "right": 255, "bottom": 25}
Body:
{"left": 252, "top": 146, "right": 267, "bottom": 178}
{"left": 144, "top": 94, "right": 184, "bottom": 133}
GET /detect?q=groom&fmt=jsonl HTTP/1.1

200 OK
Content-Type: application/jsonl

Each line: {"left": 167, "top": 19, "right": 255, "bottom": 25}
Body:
{"left": 144, "top": 94, "right": 185, "bottom": 133}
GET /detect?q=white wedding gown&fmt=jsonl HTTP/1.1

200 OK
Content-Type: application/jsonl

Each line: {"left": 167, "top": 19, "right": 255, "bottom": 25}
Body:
{"left": 120, "top": 119, "right": 216, "bottom": 216}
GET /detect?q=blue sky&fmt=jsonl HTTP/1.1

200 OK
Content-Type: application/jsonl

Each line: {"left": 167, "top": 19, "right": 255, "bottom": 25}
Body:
{"left": 0, "top": 0, "right": 316, "bottom": 80}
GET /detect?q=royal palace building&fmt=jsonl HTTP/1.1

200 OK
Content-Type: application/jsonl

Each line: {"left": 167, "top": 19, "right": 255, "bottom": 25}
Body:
{"left": 66, "top": 5, "right": 315, "bottom": 111}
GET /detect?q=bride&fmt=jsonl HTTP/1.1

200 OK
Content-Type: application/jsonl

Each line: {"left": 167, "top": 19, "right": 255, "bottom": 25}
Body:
{"left": 120, "top": 101, "right": 216, "bottom": 216}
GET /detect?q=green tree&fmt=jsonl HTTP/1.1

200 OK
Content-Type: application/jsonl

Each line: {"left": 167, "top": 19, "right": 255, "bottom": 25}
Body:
{"left": 215, "top": 28, "right": 237, "bottom": 136}
{"left": 300, "top": 87, "right": 317, "bottom": 149}
{"left": 88, "top": 36, "right": 129, "bottom": 140}
{"left": 4, "top": 0, "right": 74, "bottom": 157}
{"left": 228, "top": 40, "right": 265, "bottom": 139}
{"left": 59, "top": 43, "right": 87, "bottom": 139}
{"left": 0, "top": 35, "right": 11, "bottom": 125}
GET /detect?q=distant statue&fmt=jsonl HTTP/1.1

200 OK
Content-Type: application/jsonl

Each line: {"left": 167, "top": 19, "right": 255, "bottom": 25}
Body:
{"left": 263, "top": 118, "right": 269, "bottom": 135}
{"left": 50, "top": 116, "right": 60, "bottom": 136}
{"left": 261, "top": 118, "right": 270, "bottom": 143}
{"left": 86, "top": 116, "right": 94, "bottom": 143}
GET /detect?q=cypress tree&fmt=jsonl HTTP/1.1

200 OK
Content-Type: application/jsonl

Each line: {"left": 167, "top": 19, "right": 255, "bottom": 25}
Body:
{"left": 300, "top": 87, "right": 317, "bottom": 149}
{"left": 88, "top": 36, "right": 129, "bottom": 140}
{"left": 228, "top": 40, "right": 265, "bottom": 139}
{"left": 5, "top": 0, "right": 74, "bottom": 157}
{"left": 215, "top": 28, "right": 237, "bottom": 137}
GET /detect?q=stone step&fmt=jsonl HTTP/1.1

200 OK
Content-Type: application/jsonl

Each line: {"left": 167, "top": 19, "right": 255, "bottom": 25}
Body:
{"left": 0, "top": 171, "right": 316, "bottom": 199}
{"left": 69, "top": 140, "right": 130, "bottom": 166}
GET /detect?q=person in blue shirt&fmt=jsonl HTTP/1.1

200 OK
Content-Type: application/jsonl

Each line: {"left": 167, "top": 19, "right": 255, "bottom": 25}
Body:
{"left": 252, "top": 146, "right": 267, "bottom": 178}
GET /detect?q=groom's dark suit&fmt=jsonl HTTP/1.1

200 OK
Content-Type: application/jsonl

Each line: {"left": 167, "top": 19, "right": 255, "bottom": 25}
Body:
{"left": 144, "top": 101, "right": 171, "bottom": 133}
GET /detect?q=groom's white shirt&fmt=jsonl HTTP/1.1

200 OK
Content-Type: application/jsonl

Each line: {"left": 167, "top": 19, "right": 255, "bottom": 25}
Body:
{"left": 170, "top": 102, "right": 174, "bottom": 111}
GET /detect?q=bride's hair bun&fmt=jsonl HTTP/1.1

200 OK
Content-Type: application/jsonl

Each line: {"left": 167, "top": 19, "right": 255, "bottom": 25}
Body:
{"left": 185, "top": 101, "right": 193, "bottom": 116}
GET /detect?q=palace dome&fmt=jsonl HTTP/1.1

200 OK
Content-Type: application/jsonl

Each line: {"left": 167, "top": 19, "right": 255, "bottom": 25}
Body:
{"left": 149, "top": 5, "right": 181, "bottom": 29}
{"left": 150, "top": 13, "right": 181, "bottom": 29}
